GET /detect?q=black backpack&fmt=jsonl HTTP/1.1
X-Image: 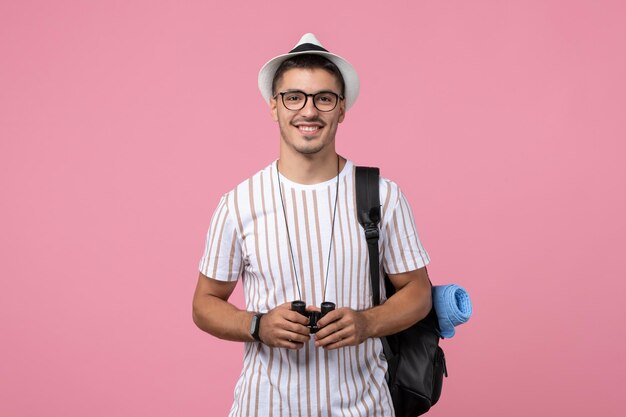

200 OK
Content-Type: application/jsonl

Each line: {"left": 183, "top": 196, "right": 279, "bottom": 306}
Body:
{"left": 355, "top": 166, "right": 447, "bottom": 417}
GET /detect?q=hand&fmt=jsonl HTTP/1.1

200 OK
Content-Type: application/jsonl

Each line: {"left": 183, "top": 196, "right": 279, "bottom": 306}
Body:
{"left": 314, "top": 307, "right": 370, "bottom": 350}
{"left": 258, "top": 302, "right": 310, "bottom": 349}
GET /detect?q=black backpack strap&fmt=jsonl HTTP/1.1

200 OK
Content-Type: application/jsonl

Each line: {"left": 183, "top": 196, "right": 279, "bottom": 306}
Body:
{"left": 355, "top": 166, "right": 382, "bottom": 306}
{"left": 355, "top": 166, "right": 397, "bottom": 380}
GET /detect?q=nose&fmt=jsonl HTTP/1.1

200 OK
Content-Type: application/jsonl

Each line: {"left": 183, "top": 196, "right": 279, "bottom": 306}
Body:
{"left": 299, "top": 95, "right": 319, "bottom": 117}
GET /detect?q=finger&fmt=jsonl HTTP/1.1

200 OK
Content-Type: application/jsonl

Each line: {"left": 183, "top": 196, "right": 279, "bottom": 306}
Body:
{"left": 281, "top": 321, "right": 311, "bottom": 336}
{"left": 281, "top": 340, "right": 306, "bottom": 350}
{"left": 270, "top": 331, "right": 309, "bottom": 349}
{"left": 315, "top": 320, "right": 344, "bottom": 340}
{"left": 305, "top": 305, "right": 321, "bottom": 313}
{"left": 283, "top": 310, "right": 310, "bottom": 326}
{"left": 281, "top": 330, "right": 310, "bottom": 345}
{"left": 264, "top": 327, "right": 308, "bottom": 344}
{"left": 323, "top": 338, "right": 348, "bottom": 350}
{"left": 318, "top": 331, "right": 352, "bottom": 350}
{"left": 316, "top": 309, "right": 341, "bottom": 328}
{"left": 329, "top": 326, "right": 352, "bottom": 342}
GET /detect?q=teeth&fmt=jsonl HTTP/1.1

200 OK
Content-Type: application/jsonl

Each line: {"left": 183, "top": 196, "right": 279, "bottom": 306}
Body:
{"left": 299, "top": 126, "right": 319, "bottom": 132}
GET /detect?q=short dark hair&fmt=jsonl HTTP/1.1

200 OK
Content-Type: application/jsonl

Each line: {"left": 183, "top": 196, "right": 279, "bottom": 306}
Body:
{"left": 271, "top": 54, "right": 345, "bottom": 96}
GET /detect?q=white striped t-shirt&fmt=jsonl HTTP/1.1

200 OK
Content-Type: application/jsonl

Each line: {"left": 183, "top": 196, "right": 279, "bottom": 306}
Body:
{"left": 199, "top": 160, "right": 430, "bottom": 417}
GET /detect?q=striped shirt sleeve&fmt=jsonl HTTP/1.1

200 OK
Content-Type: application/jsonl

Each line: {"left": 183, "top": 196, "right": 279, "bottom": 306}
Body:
{"left": 382, "top": 185, "right": 430, "bottom": 274}
{"left": 198, "top": 193, "right": 244, "bottom": 281}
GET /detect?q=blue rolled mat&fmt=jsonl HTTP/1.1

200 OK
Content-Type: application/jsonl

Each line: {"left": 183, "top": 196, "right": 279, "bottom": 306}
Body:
{"left": 432, "top": 284, "right": 472, "bottom": 338}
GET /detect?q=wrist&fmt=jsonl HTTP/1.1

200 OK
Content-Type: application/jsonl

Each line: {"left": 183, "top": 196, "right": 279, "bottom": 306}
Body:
{"left": 361, "top": 308, "right": 379, "bottom": 339}
{"left": 249, "top": 312, "right": 264, "bottom": 342}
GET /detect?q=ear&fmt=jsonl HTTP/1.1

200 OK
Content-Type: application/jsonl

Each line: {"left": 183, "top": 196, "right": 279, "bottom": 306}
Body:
{"left": 337, "top": 99, "right": 346, "bottom": 123}
{"left": 270, "top": 96, "right": 278, "bottom": 122}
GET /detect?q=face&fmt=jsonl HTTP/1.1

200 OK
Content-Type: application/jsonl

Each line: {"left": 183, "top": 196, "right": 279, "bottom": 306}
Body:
{"left": 270, "top": 68, "right": 346, "bottom": 156}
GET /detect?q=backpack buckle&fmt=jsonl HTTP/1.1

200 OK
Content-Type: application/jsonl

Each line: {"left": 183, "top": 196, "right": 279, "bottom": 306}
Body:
{"left": 365, "top": 225, "right": 379, "bottom": 241}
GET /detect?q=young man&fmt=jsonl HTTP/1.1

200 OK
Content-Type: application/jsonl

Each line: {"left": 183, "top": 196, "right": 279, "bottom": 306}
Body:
{"left": 193, "top": 33, "right": 432, "bottom": 416}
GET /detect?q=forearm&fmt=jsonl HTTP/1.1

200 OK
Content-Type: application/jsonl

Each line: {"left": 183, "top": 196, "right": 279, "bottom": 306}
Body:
{"left": 192, "top": 294, "right": 255, "bottom": 342}
{"left": 362, "top": 280, "right": 432, "bottom": 338}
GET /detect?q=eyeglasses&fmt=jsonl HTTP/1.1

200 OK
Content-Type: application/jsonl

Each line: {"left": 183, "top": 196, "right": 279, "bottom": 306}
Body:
{"left": 275, "top": 90, "right": 344, "bottom": 112}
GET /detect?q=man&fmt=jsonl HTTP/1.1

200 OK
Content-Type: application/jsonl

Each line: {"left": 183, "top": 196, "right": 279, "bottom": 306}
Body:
{"left": 193, "top": 33, "right": 432, "bottom": 416}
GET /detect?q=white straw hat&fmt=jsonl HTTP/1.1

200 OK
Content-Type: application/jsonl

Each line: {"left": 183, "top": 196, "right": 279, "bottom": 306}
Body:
{"left": 258, "top": 33, "right": 360, "bottom": 110}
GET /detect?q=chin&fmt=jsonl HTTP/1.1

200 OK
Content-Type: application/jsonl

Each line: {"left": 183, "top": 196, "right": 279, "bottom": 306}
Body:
{"left": 295, "top": 146, "right": 323, "bottom": 155}
{"left": 290, "top": 137, "right": 325, "bottom": 154}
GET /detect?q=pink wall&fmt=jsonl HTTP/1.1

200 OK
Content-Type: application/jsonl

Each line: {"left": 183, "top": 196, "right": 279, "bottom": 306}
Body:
{"left": 2, "top": 1, "right": 624, "bottom": 416}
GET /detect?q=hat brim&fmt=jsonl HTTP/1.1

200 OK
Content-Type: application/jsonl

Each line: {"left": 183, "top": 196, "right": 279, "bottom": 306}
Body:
{"left": 258, "top": 50, "right": 360, "bottom": 110}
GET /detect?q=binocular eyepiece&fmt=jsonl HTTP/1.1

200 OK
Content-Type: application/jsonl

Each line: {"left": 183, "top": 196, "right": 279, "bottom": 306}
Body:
{"left": 291, "top": 301, "right": 335, "bottom": 334}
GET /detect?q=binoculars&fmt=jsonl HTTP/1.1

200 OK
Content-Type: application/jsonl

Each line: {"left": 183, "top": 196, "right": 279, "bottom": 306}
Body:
{"left": 291, "top": 301, "right": 335, "bottom": 334}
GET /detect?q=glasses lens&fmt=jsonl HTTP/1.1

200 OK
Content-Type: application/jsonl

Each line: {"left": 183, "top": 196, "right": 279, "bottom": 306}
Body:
{"left": 314, "top": 93, "right": 338, "bottom": 111}
{"left": 282, "top": 92, "right": 306, "bottom": 110}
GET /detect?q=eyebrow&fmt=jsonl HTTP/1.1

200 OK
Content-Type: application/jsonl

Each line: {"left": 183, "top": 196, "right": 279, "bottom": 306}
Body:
{"left": 282, "top": 89, "right": 340, "bottom": 95}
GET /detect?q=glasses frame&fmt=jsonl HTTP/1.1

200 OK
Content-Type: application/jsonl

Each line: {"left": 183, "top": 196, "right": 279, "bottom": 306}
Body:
{"left": 274, "top": 90, "right": 344, "bottom": 112}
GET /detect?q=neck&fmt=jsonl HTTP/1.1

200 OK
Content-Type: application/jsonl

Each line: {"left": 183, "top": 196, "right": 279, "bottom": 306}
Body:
{"left": 277, "top": 151, "right": 345, "bottom": 185}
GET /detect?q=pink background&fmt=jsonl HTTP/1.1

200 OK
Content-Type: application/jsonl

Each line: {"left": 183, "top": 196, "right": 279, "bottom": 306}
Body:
{"left": 1, "top": 0, "right": 625, "bottom": 416}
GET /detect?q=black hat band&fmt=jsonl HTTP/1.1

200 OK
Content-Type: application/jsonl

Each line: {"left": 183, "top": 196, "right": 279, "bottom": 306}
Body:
{"left": 289, "top": 43, "right": 329, "bottom": 53}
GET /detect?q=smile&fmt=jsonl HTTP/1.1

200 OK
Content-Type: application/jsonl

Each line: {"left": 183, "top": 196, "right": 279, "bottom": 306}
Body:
{"left": 296, "top": 125, "right": 322, "bottom": 134}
